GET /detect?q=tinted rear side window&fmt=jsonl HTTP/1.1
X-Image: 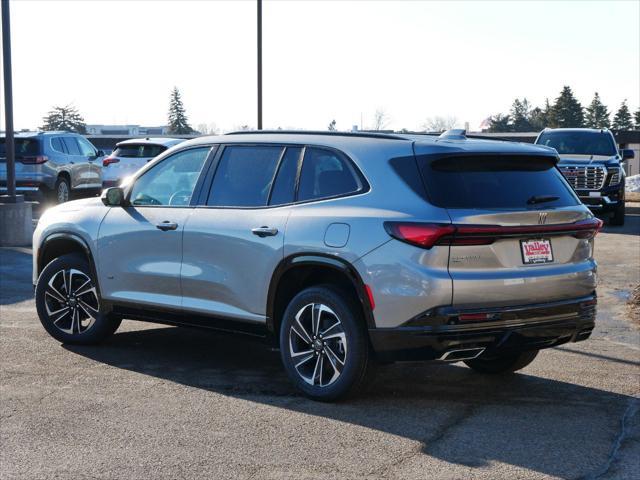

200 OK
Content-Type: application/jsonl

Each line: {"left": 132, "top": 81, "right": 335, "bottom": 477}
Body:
{"left": 113, "top": 144, "right": 167, "bottom": 158}
{"left": 298, "top": 147, "right": 361, "bottom": 201}
{"left": 207, "top": 145, "right": 283, "bottom": 207}
{"left": 419, "top": 155, "right": 579, "bottom": 209}
{"left": 62, "top": 137, "right": 82, "bottom": 155}
{"left": 269, "top": 147, "right": 301, "bottom": 206}
{"left": 0, "top": 138, "right": 41, "bottom": 158}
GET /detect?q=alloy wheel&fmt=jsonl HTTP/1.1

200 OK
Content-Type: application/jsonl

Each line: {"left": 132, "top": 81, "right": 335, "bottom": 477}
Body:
{"left": 57, "top": 181, "right": 69, "bottom": 203}
{"left": 44, "top": 269, "right": 99, "bottom": 335}
{"left": 288, "top": 303, "right": 347, "bottom": 387}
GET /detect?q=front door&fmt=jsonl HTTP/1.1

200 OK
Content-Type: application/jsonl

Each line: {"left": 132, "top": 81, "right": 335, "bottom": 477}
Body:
{"left": 97, "top": 146, "right": 213, "bottom": 311}
{"left": 181, "top": 145, "right": 301, "bottom": 323}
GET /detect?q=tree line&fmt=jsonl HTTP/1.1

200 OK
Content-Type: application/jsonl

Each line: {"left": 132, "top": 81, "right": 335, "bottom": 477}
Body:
{"left": 40, "top": 87, "right": 195, "bottom": 135}
{"left": 486, "top": 86, "right": 639, "bottom": 133}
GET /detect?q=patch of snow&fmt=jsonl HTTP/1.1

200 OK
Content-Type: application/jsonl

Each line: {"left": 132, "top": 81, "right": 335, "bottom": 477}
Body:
{"left": 626, "top": 174, "right": 640, "bottom": 193}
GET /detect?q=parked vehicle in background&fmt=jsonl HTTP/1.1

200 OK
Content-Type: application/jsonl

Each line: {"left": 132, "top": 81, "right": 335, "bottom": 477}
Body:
{"left": 0, "top": 131, "right": 104, "bottom": 203}
{"left": 535, "top": 128, "right": 634, "bottom": 226}
{"left": 33, "top": 130, "right": 601, "bottom": 401}
{"left": 102, "top": 137, "right": 183, "bottom": 188}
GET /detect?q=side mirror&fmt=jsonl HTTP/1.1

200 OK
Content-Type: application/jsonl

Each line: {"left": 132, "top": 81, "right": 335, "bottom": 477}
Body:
{"left": 622, "top": 149, "right": 635, "bottom": 160}
{"left": 101, "top": 187, "right": 126, "bottom": 207}
{"left": 96, "top": 149, "right": 105, "bottom": 157}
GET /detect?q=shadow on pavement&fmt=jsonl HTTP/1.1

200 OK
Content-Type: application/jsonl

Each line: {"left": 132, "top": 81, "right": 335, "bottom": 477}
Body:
{"left": 65, "top": 325, "right": 635, "bottom": 477}
{"left": 600, "top": 204, "right": 640, "bottom": 237}
{"left": 0, "top": 247, "right": 34, "bottom": 305}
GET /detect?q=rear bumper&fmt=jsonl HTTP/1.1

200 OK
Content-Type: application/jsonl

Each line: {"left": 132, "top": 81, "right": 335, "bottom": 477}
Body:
{"left": 0, "top": 182, "right": 47, "bottom": 200}
{"left": 369, "top": 294, "right": 597, "bottom": 362}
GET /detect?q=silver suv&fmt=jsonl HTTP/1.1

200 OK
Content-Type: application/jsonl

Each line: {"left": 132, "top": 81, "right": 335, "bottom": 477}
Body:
{"left": 0, "top": 131, "right": 103, "bottom": 203}
{"left": 33, "top": 131, "right": 601, "bottom": 401}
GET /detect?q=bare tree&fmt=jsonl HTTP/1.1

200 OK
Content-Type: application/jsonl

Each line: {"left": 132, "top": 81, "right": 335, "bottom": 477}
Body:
{"left": 421, "top": 116, "right": 458, "bottom": 132}
{"left": 372, "top": 108, "right": 390, "bottom": 131}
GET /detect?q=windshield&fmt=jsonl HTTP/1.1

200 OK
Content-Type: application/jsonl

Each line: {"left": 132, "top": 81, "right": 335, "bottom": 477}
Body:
{"left": 0, "top": 138, "right": 41, "bottom": 159}
{"left": 113, "top": 144, "right": 166, "bottom": 158}
{"left": 536, "top": 131, "right": 617, "bottom": 156}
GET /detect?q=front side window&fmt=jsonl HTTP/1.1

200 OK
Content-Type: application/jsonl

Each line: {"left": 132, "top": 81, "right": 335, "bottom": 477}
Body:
{"left": 130, "top": 147, "right": 209, "bottom": 206}
{"left": 298, "top": 147, "right": 361, "bottom": 201}
{"left": 77, "top": 137, "right": 97, "bottom": 157}
{"left": 207, "top": 145, "right": 283, "bottom": 207}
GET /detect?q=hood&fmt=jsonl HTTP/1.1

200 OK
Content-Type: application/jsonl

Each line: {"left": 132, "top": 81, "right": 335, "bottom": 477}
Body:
{"left": 558, "top": 154, "right": 621, "bottom": 167}
{"left": 45, "top": 197, "right": 104, "bottom": 216}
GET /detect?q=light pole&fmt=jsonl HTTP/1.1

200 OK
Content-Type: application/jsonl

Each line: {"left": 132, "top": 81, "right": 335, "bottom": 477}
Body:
{"left": 2, "top": 0, "right": 18, "bottom": 202}
{"left": 257, "top": 0, "right": 262, "bottom": 130}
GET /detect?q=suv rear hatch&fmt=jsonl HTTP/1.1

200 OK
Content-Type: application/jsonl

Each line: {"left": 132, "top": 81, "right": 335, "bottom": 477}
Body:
{"left": 416, "top": 152, "right": 600, "bottom": 308}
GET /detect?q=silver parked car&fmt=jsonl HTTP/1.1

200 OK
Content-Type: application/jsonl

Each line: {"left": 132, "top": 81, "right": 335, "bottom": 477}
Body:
{"left": 33, "top": 130, "right": 601, "bottom": 401}
{"left": 1, "top": 131, "right": 103, "bottom": 203}
{"left": 102, "top": 137, "right": 183, "bottom": 188}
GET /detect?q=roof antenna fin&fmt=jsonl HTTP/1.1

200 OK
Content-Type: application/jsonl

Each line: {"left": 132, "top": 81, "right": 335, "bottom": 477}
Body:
{"left": 438, "top": 129, "right": 467, "bottom": 140}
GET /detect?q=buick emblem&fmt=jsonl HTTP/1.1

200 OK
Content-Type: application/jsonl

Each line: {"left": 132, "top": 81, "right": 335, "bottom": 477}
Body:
{"left": 538, "top": 212, "right": 548, "bottom": 225}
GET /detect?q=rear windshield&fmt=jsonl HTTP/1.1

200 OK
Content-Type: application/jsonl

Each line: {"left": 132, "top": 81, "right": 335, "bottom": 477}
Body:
{"left": 0, "top": 138, "right": 41, "bottom": 158}
{"left": 113, "top": 144, "right": 166, "bottom": 158}
{"left": 536, "top": 131, "right": 617, "bottom": 156}
{"left": 419, "top": 155, "right": 579, "bottom": 209}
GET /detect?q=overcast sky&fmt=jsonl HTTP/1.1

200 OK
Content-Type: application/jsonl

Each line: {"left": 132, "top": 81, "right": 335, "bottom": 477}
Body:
{"left": 4, "top": 0, "right": 640, "bottom": 132}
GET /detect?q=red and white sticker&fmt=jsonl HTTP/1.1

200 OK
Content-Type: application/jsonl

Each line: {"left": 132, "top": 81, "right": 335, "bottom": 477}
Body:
{"left": 520, "top": 239, "right": 554, "bottom": 264}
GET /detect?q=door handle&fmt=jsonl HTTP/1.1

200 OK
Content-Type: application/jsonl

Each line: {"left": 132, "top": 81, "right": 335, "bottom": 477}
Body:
{"left": 156, "top": 221, "right": 178, "bottom": 231}
{"left": 251, "top": 226, "right": 278, "bottom": 237}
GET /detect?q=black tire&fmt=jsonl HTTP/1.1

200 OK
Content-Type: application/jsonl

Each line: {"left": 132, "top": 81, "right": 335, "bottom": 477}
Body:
{"left": 36, "top": 253, "right": 121, "bottom": 345}
{"left": 279, "top": 285, "right": 375, "bottom": 402}
{"left": 53, "top": 176, "right": 71, "bottom": 204}
{"left": 610, "top": 202, "right": 625, "bottom": 226}
{"left": 464, "top": 349, "right": 539, "bottom": 374}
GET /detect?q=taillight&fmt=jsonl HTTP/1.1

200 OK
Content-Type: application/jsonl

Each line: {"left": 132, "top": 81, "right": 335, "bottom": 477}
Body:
{"left": 19, "top": 155, "right": 48, "bottom": 164}
{"left": 103, "top": 157, "right": 120, "bottom": 167}
{"left": 385, "top": 217, "right": 604, "bottom": 249}
{"left": 384, "top": 222, "right": 455, "bottom": 248}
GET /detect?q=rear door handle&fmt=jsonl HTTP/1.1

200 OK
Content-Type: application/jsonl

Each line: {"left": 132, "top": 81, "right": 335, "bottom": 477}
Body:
{"left": 156, "top": 221, "right": 178, "bottom": 231}
{"left": 251, "top": 226, "right": 278, "bottom": 237}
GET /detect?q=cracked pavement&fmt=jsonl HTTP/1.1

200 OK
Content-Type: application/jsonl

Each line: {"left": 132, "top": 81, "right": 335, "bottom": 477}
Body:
{"left": 1, "top": 207, "right": 639, "bottom": 479}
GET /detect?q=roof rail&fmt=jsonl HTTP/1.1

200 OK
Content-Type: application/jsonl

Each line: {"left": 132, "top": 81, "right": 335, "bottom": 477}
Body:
{"left": 225, "top": 130, "right": 409, "bottom": 141}
{"left": 438, "top": 129, "right": 467, "bottom": 140}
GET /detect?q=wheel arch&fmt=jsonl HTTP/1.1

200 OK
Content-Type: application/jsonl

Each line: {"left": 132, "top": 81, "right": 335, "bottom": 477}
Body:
{"left": 266, "top": 254, "right": 375, "bottom": 340}
{"left": 37, "top": 233, "right": 102, "bottom": 301}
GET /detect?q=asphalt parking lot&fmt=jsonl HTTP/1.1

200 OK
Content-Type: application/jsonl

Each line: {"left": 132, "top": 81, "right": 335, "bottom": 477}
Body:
{"left": 1, "top": 207, "right": 639, "bottom": 480}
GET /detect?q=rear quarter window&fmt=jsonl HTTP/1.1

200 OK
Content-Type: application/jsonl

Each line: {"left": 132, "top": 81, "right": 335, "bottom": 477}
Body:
{"left": 418, "top": 155, "right": 580, "bottom": 209}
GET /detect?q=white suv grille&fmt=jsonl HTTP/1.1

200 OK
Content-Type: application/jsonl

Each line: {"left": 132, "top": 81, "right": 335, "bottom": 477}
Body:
{"left": 558, "top": 166, "right": 606, "bottom": 190}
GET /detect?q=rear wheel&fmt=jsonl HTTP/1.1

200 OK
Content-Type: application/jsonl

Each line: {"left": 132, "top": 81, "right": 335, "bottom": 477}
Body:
{"left": 279, "top": 285, "right": 375, "bottom": 401}
{"left": 53, "top": 176, "right": 70, "bottom": 204}
{"left": 36, "top": 253, "right": 121, "bottom": 345}
{"left": 610, "top": 202, "right": 625, "bottom": 226}
{"left": 464, "top": 349, "right": 539, "bottom": 374}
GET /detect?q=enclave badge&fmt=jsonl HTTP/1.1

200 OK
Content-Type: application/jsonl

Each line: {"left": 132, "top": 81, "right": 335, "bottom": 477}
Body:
{"left": 538, "top": 212, "right": 548, "bottom": 225}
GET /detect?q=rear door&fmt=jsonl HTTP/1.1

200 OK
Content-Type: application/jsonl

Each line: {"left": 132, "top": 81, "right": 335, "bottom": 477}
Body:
{"left": 417, "top": 153, "right": 599, "bottom": 308}
{"left": 180, "top": 144, "right": 298, "bottom": 323}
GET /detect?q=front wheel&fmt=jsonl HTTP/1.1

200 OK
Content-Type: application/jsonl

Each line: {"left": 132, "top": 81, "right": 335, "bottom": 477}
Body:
{"left": 36, "top": 253, "right": 121, "bottom": 345}
{"left": 464, "top": 349, "right": 539, "bottom": 374}
{"left": 279, "top": 285, "right": 375, "bottom": 401}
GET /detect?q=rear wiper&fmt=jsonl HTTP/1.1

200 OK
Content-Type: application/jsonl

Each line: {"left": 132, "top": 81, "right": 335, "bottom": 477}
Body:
{"left": 527, "top": 195, "right": 559, "bottom": 205}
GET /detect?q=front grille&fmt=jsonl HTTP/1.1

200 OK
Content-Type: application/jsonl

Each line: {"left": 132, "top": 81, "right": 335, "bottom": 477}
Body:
{"left": 559, "top": 166, "right": 606, "bottom": 190}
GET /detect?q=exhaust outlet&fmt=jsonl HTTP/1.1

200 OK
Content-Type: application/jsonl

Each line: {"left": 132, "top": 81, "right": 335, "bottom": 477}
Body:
{"left": 439, "top": 347, "right": 485, "bottom": 362}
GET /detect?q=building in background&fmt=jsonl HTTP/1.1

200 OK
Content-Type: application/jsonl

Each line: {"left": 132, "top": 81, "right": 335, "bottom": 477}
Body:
{"left": 86, "top": 125, "right": 168, "bottom": 136}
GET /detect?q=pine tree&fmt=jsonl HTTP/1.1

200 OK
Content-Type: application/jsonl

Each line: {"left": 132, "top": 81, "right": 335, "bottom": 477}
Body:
{"left": 40, "top": 105, "right": 87, "bottom": 134}
{"left": 487, "top": 114, "right": 512, "bottom": 133}
{"left": 634, "top": 108, "right": 640, "bottom": 129}
{"left": 510, "top": 98, "right": 533, "bottom": 132}
{"left": 584, "top": 92, "right": 610, "bottom": 129}
{"left": 612, "top": 100, "right": 633, "bottom": 130}
{"left": 328, "top": 119, "right": 337, "bottom": 131}
{"left": 550, "top": 86, "right": 584, "bottom": 128}
{"left": 167, "top": 87, "right": 193, "bottom": 134}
